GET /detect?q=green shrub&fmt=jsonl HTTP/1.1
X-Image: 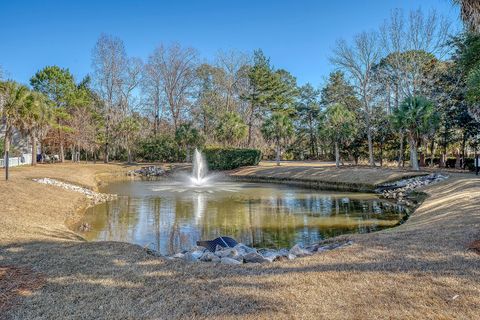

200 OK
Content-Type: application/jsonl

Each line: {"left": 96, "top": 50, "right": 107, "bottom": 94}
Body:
{"left": 138, "top": 135, "right": 184, "bottom": 162}
{"left": 0, "top": 140, "right": 3, "bottom": 156}
{"left": 204, "top": 148, "right": 262, "bottom": 170}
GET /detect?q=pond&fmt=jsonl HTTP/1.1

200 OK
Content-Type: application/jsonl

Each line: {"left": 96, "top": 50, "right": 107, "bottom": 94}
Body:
{"left": 79, "top": 180, "right": 409, "bottom": 255}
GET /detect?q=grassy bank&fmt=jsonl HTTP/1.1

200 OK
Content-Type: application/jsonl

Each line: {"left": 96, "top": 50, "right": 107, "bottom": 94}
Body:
{"left": 0, "top": 163, "right": 479, "bottom": 319}
{"left": 230, "top": 164, "right": 427, "bottom": 191}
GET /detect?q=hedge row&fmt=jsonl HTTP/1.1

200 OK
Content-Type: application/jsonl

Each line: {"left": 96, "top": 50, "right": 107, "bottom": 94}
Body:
{"left": 424, "top": 157, "right": 478, "bottom": 171}
{"left": 137, "top": 135, "right": 184, "bottom": 162}
{"left": 204, "top": 148, "right": 262, "bottom": 170}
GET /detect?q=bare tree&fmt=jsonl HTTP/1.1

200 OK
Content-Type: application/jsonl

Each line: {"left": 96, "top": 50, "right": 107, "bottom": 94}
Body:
{"left": 147, "top": 43, "right": 198, "bottom": 130}
{"left": 378, "top": 8, "right": 451, "bottom": 166}
{"left": 331, "top": 31, "right": 381, "bottom": 166}
{"left": 91, "top": 33, "right": 126, "bottom": 162}
{"left": 120, "top": 57, "right": 143, "bottom": 115}
{"left": 143, "top": 55, "right": 165, "bottom": 135}
{"left": 215, "top": 50, "right": 250, "bottom": 113}
{"left": 380, "top": 8, "right": 451, "bottom": 99}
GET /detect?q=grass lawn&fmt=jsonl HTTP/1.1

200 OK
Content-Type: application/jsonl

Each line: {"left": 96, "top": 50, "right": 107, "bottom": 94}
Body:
{"left": 0, "top": 163, "right": 479, "bottom": 319}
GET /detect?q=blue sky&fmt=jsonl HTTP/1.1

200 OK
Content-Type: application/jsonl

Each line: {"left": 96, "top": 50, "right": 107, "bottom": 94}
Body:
{"left": 0, "top": 0, "right": 461, "bottom": 88}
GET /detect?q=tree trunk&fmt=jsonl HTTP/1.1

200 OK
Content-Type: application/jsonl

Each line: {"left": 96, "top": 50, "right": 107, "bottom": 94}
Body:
{"left": 398, "top": 130, "right": 404, "bottom": 168}
{"left": 429, "top": 139, "right": 435, "bottom": 167}
{"left": 440, "top": 127, "right": 448, "bottom": 167}
{"left": 367, "top": 127, "right": 374, "bottom": 166}
{"left": 379, "top": 141, "right": 383, "bottom": 167}
{"left": 334, "top": 141, "right": 340, "bottom": 168}
{"left": 154, "top": 114, "right": 159, "bottom": 136}
{"left": 31, "top": 134, "right": 37, "bottom": 166}
{"left": 310, "top": 130, "right": 316, "bottom": 159}
{"left": 104, "top": 115, "right": 110, "bottom": 163}
{"left": 4, "top": 131, "right": 10, "bottom": 181}
{"left": 59, "top": 136, "right": 65, "bottom": 162}
{"left": 419, "top": 152, "right": 425, "bottom": 167}
{"left": 455, "top": 150, "right": 461, "bottom": 169}
{"left": 275, "top": 141, "right": 280, "bottom": 166}
{"left": 409, "top": 136, "right": 419, "bottom": 171}
{"left": 461, "top": 130, "right": 467, "bottom": 169}
{"left": 127, "top": 148, "right": 132, "bottom": 164}
{"left": 247, "top": 118, "right": 254, "bottom": 147}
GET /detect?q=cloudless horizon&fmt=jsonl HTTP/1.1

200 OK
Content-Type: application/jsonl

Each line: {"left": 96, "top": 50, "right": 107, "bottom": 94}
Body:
{"left": 0, "top": 0, "right": 461, "bottom": 88}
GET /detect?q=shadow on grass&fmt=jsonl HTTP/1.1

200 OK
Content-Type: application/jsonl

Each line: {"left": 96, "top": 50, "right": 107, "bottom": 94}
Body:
{"left": 1, "top": 234, "right": 479, "bottom": 319}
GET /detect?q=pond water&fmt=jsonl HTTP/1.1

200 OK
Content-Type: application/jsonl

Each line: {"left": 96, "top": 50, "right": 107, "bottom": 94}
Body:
{"left": 80, "top": 180, "right": 409, "bottom": 255}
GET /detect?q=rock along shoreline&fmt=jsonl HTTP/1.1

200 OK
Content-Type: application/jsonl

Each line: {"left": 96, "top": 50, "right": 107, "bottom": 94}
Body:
{"left": 33, "top": 177, "right": 117, "bottom": 204}
{"left": 147, "top": 240, "right": 354, "bottom": 265}
{"left": 377, "top": 173, "right": 448, "bottom": 205}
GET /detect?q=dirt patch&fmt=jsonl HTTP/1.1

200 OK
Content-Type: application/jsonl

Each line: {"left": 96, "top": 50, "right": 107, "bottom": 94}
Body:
{"left": 467, "top": 240, "right": 480, "bottom": 255}
{"left": 0, "top": 265, "right": 46, "bottom": 313}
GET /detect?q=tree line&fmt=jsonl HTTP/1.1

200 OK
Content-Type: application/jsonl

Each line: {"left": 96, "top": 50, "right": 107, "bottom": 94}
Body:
{"left": 1, "top": 6, "right": 480, "bottom": 174}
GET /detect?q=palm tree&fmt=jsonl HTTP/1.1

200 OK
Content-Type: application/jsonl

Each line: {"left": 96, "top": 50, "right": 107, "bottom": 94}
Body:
{"left": 261, "top": 112, "right": 294, "bottom": 166}
{"left": 454, "top": 0, "right": 480, "bottom": 33}
{"left": 0, "top": 81, "right": 30, "bottom": 179}
{"left": 17, "top": 92, "right": 51, "bottom": 165}
{"left": 175, "top": 122, "right": 205, "bottom": 162}
{"left": 392, "top": 96, "right": 436, "bottom": 171}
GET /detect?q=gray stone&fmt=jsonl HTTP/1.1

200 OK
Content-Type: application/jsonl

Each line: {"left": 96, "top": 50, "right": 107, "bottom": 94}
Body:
{"left": 172, "top": 252, "right": 185, "bottom": 259}
{"left": 215, "top": 248, "right": 243, "bottom": 261}
{"left": 289, "top": 244, "right": 312, "bottom": 257}
{"left": 221, "top": 257, "right": 242, "bottom": 265}
{"left": 243, "top": 252, "right": 270, "bottom": 263}
{"left": 261, "top": 251, "right": 281, "bottom": 262}
{"left": 184, "top": 249, "right": 204, "bottom": 261}
{"left": 234, "top": 243, "right": 257, "bottom": 255}
{"left": 200, "top": 252, "right": 220, "bottom": 262}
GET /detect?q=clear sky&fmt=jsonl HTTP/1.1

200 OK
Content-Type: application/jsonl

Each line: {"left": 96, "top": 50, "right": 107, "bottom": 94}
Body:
{"left": 0, "top": 0, "right": 461, "bottom": 88}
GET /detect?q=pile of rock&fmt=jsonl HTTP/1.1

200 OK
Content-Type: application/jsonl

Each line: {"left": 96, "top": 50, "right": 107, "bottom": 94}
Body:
{"left": 379, "top": 173, "right": 448, "bottom": 202}
{"left": 159, "top": 240, "right": 353, "bottom": 265}
{"left": 127, "top": 166, "right": 165, "bottom": 177}
{"left": 33, "top": 178, "right": 116, "bottom": 204}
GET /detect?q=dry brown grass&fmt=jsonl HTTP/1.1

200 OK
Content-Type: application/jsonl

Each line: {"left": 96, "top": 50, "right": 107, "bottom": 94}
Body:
{"left": 231, "top": 164, "right": 427, "bottom": 190}
{"left": 0, "top": 163, "right": 479, "bottom": 319}
{"left": 0, "top": 265, "right": 46, "bottom": 314}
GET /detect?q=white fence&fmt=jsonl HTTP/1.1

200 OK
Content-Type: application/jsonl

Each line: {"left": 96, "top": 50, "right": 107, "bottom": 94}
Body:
{"left": 0, "top": 153, "right": 32, "bottom": 168}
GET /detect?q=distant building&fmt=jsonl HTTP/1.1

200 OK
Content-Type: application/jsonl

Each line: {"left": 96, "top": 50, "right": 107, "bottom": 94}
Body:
{"left": 0, "top": 122, "right": 31, "bottom": 155}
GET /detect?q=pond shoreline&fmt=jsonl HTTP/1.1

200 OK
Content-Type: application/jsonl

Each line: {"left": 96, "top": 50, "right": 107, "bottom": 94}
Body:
{"left": 63, "top": 165, "right": 432, "bottom": 263}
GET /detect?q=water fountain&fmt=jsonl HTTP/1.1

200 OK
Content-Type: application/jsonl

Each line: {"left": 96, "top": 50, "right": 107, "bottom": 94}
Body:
{"left": 190, "top": 149, "right": 210, "bottom": 186}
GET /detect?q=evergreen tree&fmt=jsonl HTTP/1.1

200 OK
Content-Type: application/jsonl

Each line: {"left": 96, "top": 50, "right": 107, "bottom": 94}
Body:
{"left": 296, "top": 83, "right": 320, "bottom": 158}
{"left": 30, "top": 66, "right": 76, "bottom": 162}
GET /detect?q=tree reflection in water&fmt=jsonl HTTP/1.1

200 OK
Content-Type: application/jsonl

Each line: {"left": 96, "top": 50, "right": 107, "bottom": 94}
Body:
{"left": 81, "top": 181, "right": 409, "bottom": 255}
